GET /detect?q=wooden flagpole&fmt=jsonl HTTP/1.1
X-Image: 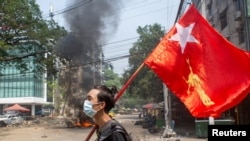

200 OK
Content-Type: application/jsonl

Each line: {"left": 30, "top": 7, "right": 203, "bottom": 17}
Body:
{"left": 84, "top": 63, "right": 145, "bottom": 141}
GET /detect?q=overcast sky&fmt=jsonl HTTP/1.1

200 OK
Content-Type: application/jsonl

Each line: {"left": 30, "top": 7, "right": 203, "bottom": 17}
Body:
{"left": 36, "top": 0, "right": 181, "bottom": 76}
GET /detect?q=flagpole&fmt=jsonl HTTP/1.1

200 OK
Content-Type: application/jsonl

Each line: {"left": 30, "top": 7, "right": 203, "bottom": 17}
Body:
{"left": 84, "top": 63, "right": 145, "bottom": 141}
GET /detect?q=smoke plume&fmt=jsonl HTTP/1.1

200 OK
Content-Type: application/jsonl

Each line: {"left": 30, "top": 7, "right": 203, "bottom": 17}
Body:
{"left": 58, "top": 0, "right": 123, "bottom": 60}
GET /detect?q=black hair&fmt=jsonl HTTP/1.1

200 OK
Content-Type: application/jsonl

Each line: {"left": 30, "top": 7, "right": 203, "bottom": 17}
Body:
{"left": 93, "top": 85, "right": 118, "bottom": 113}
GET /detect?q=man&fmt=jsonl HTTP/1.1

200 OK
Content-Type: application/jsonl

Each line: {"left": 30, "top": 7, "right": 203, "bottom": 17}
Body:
{"left": 83, "top": 85, "right": 131, "bottom": 141}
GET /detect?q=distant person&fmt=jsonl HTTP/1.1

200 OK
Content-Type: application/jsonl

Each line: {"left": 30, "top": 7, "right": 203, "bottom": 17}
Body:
{"left": 83, "top": 85, "right": 131, "bottom": 141}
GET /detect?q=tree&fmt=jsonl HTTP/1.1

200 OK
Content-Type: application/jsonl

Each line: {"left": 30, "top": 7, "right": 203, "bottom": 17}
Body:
{"left": 0, "top": 0, "right": 68, "bottom": 116}
{"left": 103, "top": 68, "right": 121, "bottom": 89}
{"left": 0, "top": 0, "right": 67, "bottom": 75}
{"left": 121, "top": 23, "right": 165, "bottom": 102}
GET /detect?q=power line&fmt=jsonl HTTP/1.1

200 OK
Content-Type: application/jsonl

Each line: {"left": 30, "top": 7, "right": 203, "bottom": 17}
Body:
{"left": 3, "top": 51, "right": 141, "bottom": 76}
{"left": 101, "top": 37, "right": 138, "bottom": 47}
{"left": 42, "top": 0, "right": 170, "bottom": 18}
{"left": 57, "top": 52, "right": 145, "bottom": 70}
{"left": 42, "top": 0, "right": 179, "bottom": 31}
{"left": 43, "top": 0, "right": 93, "bottom": 18}
{"left": 39, "top": 0, "right": 180, "bottom": 74}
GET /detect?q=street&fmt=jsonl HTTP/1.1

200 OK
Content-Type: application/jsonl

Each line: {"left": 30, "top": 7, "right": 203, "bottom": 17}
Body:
{"left": 0, "top": 114, "right": 207, "bottom": 141}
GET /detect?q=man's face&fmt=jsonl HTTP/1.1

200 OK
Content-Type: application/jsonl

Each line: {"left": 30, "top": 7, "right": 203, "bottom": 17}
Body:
{"left": 86, "top": 89, "right": 103, "bottom": 111}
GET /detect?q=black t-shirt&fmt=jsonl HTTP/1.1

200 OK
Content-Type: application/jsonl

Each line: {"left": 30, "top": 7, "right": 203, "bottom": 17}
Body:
{"left": 96, "top": 119, "right": 130, "bottom": 141}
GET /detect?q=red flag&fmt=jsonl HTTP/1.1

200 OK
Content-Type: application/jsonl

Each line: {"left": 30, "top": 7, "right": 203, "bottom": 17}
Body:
{"left": 144, "top": 4, "right": 250, "bottom": 118}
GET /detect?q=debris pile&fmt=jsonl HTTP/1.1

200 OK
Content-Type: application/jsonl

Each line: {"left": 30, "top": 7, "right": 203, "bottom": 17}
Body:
{"left": 2, "top": 116, "right": 67, "bottom": 128}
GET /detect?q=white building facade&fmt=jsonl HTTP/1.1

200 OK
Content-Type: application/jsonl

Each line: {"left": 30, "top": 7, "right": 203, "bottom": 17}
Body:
{"left": 0, "top": 44, "right": 51, "bottom": 116}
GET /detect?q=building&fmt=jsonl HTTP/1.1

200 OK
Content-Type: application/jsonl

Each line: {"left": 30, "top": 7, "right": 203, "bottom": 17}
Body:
{"left": 164, "top": 0, "right": 250, "bottom": 137}
{"left": 170, "top": 0, "right": 250, "bottom": 132}
{"left": 0, "top": 41, "right": 51, "bottom": 116}
{"left": 190, "top": 0, "right": 250, "bottom": 125}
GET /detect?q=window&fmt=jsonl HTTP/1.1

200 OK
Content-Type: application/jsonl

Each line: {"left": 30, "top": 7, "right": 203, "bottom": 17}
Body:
{"left": 207, "top": 3, "right": 212, "bottom": 17}
{"left": 235, "top": 0, "right": 242, "bottom": 11}
{"left": 239, "top": 29, "right": 245, "bottom": 44}
{"left": 220, "top": 9, "right": 228, "bottom": 30}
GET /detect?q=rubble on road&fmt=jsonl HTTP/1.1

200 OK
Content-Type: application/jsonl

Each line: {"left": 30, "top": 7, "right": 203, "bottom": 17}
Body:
{"left": 2, "top": 116, "right": 68, "bottom": 128}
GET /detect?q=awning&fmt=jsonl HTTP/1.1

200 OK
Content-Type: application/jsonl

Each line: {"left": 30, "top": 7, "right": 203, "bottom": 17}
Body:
{"left": 3, "top": 104, "right": 30, "bottom": 112}
{"left": 142, "top": 103, "right": 163, "bottom": 109}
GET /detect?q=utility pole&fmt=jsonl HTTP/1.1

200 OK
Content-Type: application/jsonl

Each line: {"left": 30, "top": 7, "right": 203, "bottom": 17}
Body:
{"left": 100, "top": 52, "right": 103, "bottom": 84}
{"left": 49, "top": 3, "right": 54, "bottom": 20}
{"left": 162, "top": 84, "right": 178, "bottom": 139}
{"left": 243, "top": 0, "right": 250, "bottom": 51}
{"left": 93, "top": 50, "right": 96, "bottom": 85}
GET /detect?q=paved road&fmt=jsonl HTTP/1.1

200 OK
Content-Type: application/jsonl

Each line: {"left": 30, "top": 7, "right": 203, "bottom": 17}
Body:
{"left": 0, "top": 114, "right": 207, "bottom": 141}
{"left": 115, "top": 114, "right": 207, "bottom": 141}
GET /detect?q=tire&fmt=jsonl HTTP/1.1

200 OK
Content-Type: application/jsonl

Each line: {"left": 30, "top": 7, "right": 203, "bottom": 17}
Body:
{"left": 0, "top": 121, "right": 7, "bottom": 127}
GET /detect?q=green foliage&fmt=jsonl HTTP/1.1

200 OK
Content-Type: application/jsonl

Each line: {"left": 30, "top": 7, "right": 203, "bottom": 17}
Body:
{"left": 103, "top": 66, "right": 121, "bottom": 89}
{"left": 0, "top": 0, "right": 67, "bottom": 75}
{"left": 121, "top": 23, "right": 165, "bottom": 102}
{"left": 122, "top": 97, "right": 149, "bottom": 109}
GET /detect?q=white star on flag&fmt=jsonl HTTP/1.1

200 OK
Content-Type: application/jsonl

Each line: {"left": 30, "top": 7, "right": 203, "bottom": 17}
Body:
{"left": 169, "top": 23, "right": 199, "bottom": 53}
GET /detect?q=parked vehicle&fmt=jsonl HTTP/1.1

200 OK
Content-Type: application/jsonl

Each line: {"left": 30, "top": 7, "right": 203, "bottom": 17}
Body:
{"left": 0, "top": 114, "right": 12, "bottom": 126}
{"left": 0, "top": 114, "right": 23, "bottom": 127}
{"left": 35, "top": 110, "right": 50, "bottom": 117}
{"left": 0, "top": 115, "right": 9, "bottom": 121}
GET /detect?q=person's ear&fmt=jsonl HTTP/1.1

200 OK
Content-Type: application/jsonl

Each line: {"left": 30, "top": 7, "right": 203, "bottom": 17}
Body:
{"left": 100, "top": 102, "right": 105, "bottom": 109}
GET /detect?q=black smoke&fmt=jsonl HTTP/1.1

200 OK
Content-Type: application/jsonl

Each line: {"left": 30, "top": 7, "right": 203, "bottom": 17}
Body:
{"left": 55, "top": 0, "right": 124, "bottom": 100}
{"left": 57, "top": 0, "right": 123, "bottom": 61}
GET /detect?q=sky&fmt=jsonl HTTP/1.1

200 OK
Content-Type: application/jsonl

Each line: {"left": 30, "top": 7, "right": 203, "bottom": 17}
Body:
{"left": 36, "top": 0, "right": 181, "bottom": 76}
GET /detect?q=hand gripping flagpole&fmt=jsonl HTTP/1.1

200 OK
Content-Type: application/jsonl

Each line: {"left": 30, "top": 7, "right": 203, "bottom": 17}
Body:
{"left": 84, "top": 63, "right": 145, "bottom": 141}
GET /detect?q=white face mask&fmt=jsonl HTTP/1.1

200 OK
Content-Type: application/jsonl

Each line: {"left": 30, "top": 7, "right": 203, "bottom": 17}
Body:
{"left": 83, "top": 100, "right": 98, "bottom": 118}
